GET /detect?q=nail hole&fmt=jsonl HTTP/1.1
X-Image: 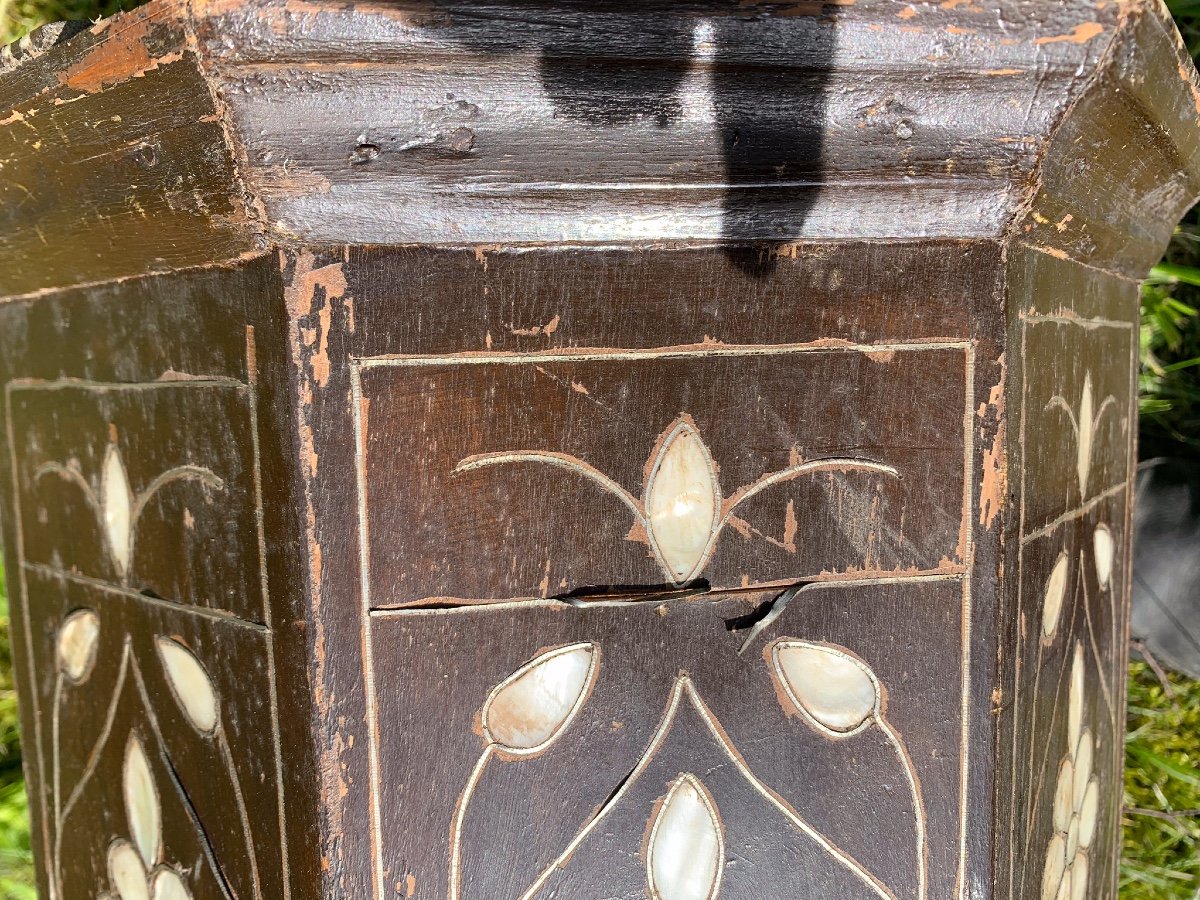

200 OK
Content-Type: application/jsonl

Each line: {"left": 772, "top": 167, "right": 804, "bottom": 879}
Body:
{"left": 350, "top": 143, "right": 380, "bottom": 165}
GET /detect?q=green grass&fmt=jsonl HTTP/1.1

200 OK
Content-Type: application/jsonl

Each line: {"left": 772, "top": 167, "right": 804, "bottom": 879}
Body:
{"left": 2, "top": 1, "right": 1200, "bottom": 899}
{"left": 0, "top": 580, "right": 34, "bottom": 900}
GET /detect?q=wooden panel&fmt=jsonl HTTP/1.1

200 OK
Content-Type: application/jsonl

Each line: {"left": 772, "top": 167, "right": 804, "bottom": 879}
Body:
{"left": 358, "top": 344, "right": 969, "bottom": 604}
{"left": 372, "top": 578, "right": 966, "bottom": 900}
{"left": 1018, "top": 319, "right": 1135, "bottom": 537}
{"left": 997, "top": 251, "right": 1138, "bottom": 900}
{"left": 281, "top": 241, "right": 1002, "bottom": 899}
{"left": 10, "top": 379, "right": 263, "bottom": 622}
{"left": 193, "top": 0, "right": 1115, "bottom": 246}
{"left": 1003, "top": 491, "right": 1127, "bottom": 900}
{"left": 0, "top": 3, "right": 257, "bottom": 297}
{"left": 22, "top": 568, "right": 286, "bottom": 900}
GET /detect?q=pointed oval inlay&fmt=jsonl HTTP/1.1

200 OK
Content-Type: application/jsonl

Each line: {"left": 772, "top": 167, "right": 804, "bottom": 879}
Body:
{"left": 156, "top": 637, "right": 219, "bottom": 735}
{"left": 1077, "top": 374, "right": 1094, "bottom": 496}
{"left": 109, "top": 839, "right": 149, "bottom": 900}
{"left": 648, "top": 774, "right": 723, "bottom": 900}
{"left": 57, "top": 609, "right": 100, "bottom": 683}
{"left": 1092, "top": 524, "right": 1114, "bottom": 590}
{"left": 645, "top": 419, "right": 720, "bottom": 584}
{"left": 773, "top": 641, "right": 879, "bottom": 734}
{"left": 1068, "top": 643, "right": 1085, "bottom": 752}
{"left": 151, "top": 867, "right": 191, "bottom": 900}
{"left": 1042, "top": 553, "right": 1069, "bottom": 640}
{"left": 101, "top": 443, "right": 133, "bottom": 579}
{"left": 124, "top": 735, "right": 161, "bottom": 869}
{"left": 483, "top": 643, "right": 597, "bottom": 752}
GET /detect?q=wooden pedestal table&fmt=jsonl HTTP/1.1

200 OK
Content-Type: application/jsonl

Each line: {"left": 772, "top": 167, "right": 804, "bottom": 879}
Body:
{"left": 0, "top": 2, "right": 1198, "bottom": 898}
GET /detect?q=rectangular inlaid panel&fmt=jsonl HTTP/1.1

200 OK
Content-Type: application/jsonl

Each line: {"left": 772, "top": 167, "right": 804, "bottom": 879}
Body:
{"left": 356, "top": 343, "right": 970, "bottom": 605}
{"left": 1019, "top": 320, "right": 1134, "bottom": 537}
{"left": 8, "top": 379, "right": 264, "bottom": 623}
{"left": 370, "top": 577, "right": 966, "bottom": 900}
{"left": 999, "top": 251, "right": 1137, "bottom": 900}
{"left": 20, "top": 568, "right": 286, "bottom": 900}
{"left": 1007, "top": 491, "right": 1126, "bottom": 900}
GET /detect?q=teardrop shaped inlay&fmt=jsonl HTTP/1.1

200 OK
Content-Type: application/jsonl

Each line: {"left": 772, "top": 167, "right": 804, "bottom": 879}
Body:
{"left": 109, "top": 839, "right": 149, "bottom": 900}
{"left": 1042, "top": 553, "right": 1069, "bottom": 640}
{"left": 1092, "top": 524, "right": 1114, "bottom": 590}
{"left": 101, "top": 443, "right": 133, "bottom": 579}
{"left": 483, "top": 643, "right": 597, "bottom": 752}
{"left": 773, "top": 641, "right": 880, "bottom": 735}
{"left": 57, "top": 609, "right": 100, "bottom": 683}
{"left": 151, "top": 867, "right": 192, "bottom": 900}
{"left": 644, "top": 419, "right": 720, "bottom": 584}
{"left": 156, "top": 637, "right": 219, "bottom": 735}
{"left": 1068, "top": 642, "right": 1085, "bottom": 752}
{"left": 648, "top": 774, "right": 723, "bottom": 900}
{"left": 124, "top": 735, "right": 161, "bottom": 869}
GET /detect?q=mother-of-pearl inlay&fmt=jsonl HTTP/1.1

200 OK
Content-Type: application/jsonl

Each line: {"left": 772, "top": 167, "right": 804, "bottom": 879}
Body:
{"left": 1092, "top": 524, "right": 1114, "bottom": 590}
{"left": 156, "top": 637, "right": 219, "bottom": 736}
{"left": 482, "top": 643, "right": 598, "bottom": 753}
{"left": 647, "top": 774, "right": 724, "bottom": 900}
{"left": 1075, "top": 374, "right": 1095, "bottom": 498}
{"left": 108, "top": 839, "right": 150, "bottom": 900}
{"left": 150, "top": 867, "right": 192, "bottom": 900}
{"left": 645, "top": 419, "right": 721, "bottom": 584}
{"left": 57, "top": 608, "right": 100, "bottom": 683}
{"left": 455, "top": 414, "right": 898, "bottom": 586}
{"left": 1042, "top": 643, "right": 1100, "bottom": 900}
{"left": 101, "top": 443, "right": 133, "bottom": 580}
{"left": 1041, "top": 553, "right": 1070, "bottom": 640}
{"left": 772, "top": 642, "right": 880, "bottom": 735}
{"left": 123, "top": 735, "right": 161, "bottom": 871}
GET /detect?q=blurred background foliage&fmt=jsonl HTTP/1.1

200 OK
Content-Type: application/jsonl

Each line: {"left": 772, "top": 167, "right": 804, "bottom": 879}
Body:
{"left": 1, "top": 0, "right": 1200, "bottom": 897}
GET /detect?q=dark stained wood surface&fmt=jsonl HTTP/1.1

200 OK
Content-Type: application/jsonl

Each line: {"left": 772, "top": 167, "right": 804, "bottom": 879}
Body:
{"left": 0, "top": 1, "right": 1199, "bottom": 899}
{"left": 0, "top": 3, "right": 260, "bottom": 298}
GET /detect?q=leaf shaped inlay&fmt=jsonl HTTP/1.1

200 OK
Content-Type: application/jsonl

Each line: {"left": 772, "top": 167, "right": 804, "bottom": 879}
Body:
{"left": 773, "top": 641, "right": 880, "bottom": 735}
{"left": 1068, "top": 642, "right": 1085, "bottom": 753}
{"left": 483, "top": 643, "right": 597, "bottom": 753}
{"left": 156, "top": 637, "right": 218, "bottom": 735}
{"left": 647, "top": 774, "right": 724, "bottom": 900}
{"left": 108, "top": 839, "right": 149, "bottom": 900}
{"left": 645, "top": 419, "right": 720, "bottom": 584}
{"left": 101, "top": 443, "right": 133, "bottom": 580}
{"left": 57, "top": 609, "right": 100, "bottom": 683}
{"left": 124, "top": 735, "right": 161, "bottom": 869}
{"left": 151, "top": 868, "right": 192, "bottom": 900}
{"left": 1092, "top": 524, "right": 1114, "bottom": 590}
{"left": 1042, "top": 553, "right": 1069, "bottom": 640}
{"left": 1077, "top": 374, "right": 1094, "bottom": 496}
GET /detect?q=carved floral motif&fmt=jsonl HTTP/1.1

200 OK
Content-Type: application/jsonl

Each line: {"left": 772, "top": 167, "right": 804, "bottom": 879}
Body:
{"left": 451, "top": 635, "right": 926, "bottom": 900}
{"left": 456, "top": 415, "right": 899, "bottom": 585}
{"left": 1041, "top": 644, "right": 1100, "bottom": 900}
{"left": 35, "top": 438, "right": 224, "bottom": 586}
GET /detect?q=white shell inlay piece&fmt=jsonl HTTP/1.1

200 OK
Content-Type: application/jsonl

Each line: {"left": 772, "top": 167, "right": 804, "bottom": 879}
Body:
{"left": 647, "top": 774, "right": 724, "bottom": 900}
{"left": 151, "top": 868, "right": 191, "bottom": 900}
{"left": 483, "top": 643, "right": 597, "bottom": 753}
{"left": 156, "top": 637, "right": 219, "bottom": 735}
{"left": 1043, "top": 640, "right": 1100, "bottom": 900}
{"left": 57, "top": 609, "right": 100, "bottom": 683}
{"left": 1042, "top": 553, "right": 1069, "bottom": 640}
{"left": 1068, "top": 643, "right": 1085, "bottom": 752}
{"left": 101, "top": 443, "right": 133, "bottom": 579}
{"left": 1092, "top": 524, "right": 1114, "bottom": 590}
{"left": 645, "top": 419, "right": 720, "bottom": 584}
{"left": 1076, "top": 374, "right": 1094, "bottom": 496}
{"left": 109, "top": 839, "right": 149, "bottom": 900}
{"left": 124, "top": 735, "right": 161, "bottom": 869}
{"left": 772, "top": 642, "right": 880, "bottom": 735}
